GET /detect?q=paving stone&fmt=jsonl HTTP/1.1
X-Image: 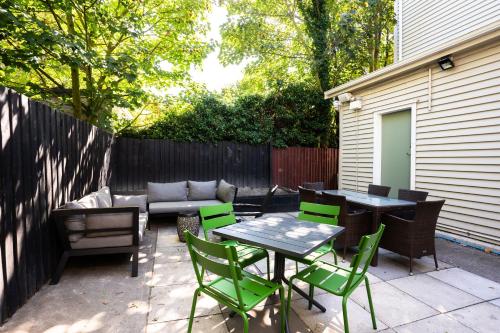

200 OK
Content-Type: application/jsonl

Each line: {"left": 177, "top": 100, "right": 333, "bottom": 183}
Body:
{"left": 150, "top": 260, "right": 197, "bottom": 286}
{"left": 393, "top": 313, "right": 476, "bottom": 333}
{"left": 147, "top": 314, "right": 229, "bottom": 333}
{"left": 154, "top": 246, "right": 191, "bottom": 263}
{"left": 447, "top": 302, "right": 500, "bottom": 333}
{"left": 388, "top": 274, "right": 482, "bottom": 313}
{"left": 428, "top": 267, "right": 500, "bottom": 300}
{"left": 490, "top": 298, "right": 500, "bottom": 307}
{"left": 350, "top": 282, "right": 438, "bottom": 327}
{"left": 148, "top": 284, "right": 221, "bottom": 323}
{"left": 223, "top": 303, "right": 312, "bottom": 333}
{"left": 291, "top": 293, "right": 387, "bottom": 333}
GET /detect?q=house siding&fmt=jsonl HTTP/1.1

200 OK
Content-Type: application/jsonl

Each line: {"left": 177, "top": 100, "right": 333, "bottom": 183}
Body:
{"left": 399, "top": 0, "right": 500, "bottom": 60}
{"left": 339, "top": 40, "right": 500, "bottom": 246}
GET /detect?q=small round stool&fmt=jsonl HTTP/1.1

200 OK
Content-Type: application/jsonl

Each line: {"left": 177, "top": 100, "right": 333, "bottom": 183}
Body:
{"left": 177, "top": 211, "right": 200, "bottom": 242}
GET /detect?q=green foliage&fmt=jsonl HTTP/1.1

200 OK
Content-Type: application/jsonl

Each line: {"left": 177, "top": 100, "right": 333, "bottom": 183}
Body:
{"left": 0, "top": 0, "right": 211, "bottom": 129}
{"left": 122, "top": 82, "right": 336, "bottom": 147}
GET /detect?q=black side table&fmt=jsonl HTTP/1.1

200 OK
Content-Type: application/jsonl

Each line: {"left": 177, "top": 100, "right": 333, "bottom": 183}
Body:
{"left": 177, "top": 211, "right": 200, "bottom": 242}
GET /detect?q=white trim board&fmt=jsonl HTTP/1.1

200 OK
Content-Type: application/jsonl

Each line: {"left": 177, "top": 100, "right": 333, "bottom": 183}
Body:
{"left": 372, "top": 103, "right": 416, "bottom": 190}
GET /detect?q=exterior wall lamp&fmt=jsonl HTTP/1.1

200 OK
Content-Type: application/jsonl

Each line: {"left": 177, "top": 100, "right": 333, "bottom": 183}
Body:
{"left": 438, "top": 55, "right": 454, "bottom": 70}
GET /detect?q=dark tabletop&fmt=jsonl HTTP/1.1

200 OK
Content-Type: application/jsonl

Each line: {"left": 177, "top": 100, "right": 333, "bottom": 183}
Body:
{"left": 213, "top": 216, "right": 344, "bottom": 257}
{"left": 321, "top": 189, "right": 416, "bottom": 208}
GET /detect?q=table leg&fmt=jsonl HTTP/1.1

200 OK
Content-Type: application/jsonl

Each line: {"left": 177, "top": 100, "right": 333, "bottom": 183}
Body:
{"left": 371, "top": 209, "right": 380, "bottom": 266}
{"left": 272, "top": 252, "right": 290, "bottom": 333}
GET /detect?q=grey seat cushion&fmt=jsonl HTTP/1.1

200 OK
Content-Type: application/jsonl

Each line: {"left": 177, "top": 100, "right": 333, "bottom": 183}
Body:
{"left": 216, "top": 179, "right": 237, "bottom": 202}
{"left": 149, "top": 200, "right": 223, "bottom": 214}
{"left": 71, "top": 235, "right": 133, "bottom": 249}
{"left": 188, "top": 180, "right": 217, "bottom": 200}
{"left": 86, "top": 212, "right": 133, "bottom": 238}
{"left": 113, "top": 194, "right": 147, "bottom": 213}
{"left": 94, "top": 186, "right": 113, "bottom": 208}
{"left": 148, "top": 181, "right": 187, "bottom": 202}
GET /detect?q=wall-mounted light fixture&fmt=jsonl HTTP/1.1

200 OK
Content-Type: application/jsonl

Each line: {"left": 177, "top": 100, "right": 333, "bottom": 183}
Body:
{"left": 337, "top": 92, "right": 353, "bottom": 103}
{"left": 438, "top": 55, "right": 454, "bottom": 70}
{"left": 349, "top": 99, "right": 363, "bottom": 111}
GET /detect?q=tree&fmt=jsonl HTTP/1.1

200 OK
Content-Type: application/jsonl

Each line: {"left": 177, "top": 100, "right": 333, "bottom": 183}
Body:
{"left": 0, "top": 0, "right": 212, "bottom": 128}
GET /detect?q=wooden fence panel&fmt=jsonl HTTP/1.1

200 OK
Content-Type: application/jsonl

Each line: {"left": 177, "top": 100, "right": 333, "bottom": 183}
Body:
{"left": 0, "top": 87, "right": 113, "bottom": 323}
{"left": 110, "top": 138, "right": 272, "bottom": 191}
{"left": 272, "top": 147, "right": 338, "bottom": 190}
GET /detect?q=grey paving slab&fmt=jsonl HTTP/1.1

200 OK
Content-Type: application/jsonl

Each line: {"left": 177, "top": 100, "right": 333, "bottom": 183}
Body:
{"left": 222, "top": 303, "right": 312, "bottom": 333}
{"left": 290, "top": 293, "right": 387, "bottom": 333}
{"left": 490, "top": 298, "right": 500, "bottom": 307}
{"left": 147, "top": 314, "right": 229, "bottom": 333}
{"left": 154, "top": 244, "right": 191, "bottom": 263}
{"left": 148, "top": 283, "right": 221, "bottom": 323}
{"left": 428, "top": 267, "right": 500, "bottom": 300}
{"left": 150, "top": 260, "right": 197, "bottom": 286}
{"left": 350, "top": 282, "right": 438, "bottom": 328}
{"left": 388, "top": 274, "right": 482, "bottom": 313}
{"left": 393, "top": 313, "right": 476, "bottom": 333}
{"left": 447, "top": 302, "right": 500, "bottom": 333}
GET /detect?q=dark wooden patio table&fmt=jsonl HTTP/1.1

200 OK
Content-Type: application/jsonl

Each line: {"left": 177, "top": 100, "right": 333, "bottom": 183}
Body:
{"left": 321, "top": 189, "right": 416, "bottom": 266}
{"left": 213, "top": 216, "right": 344, "bottom": 333}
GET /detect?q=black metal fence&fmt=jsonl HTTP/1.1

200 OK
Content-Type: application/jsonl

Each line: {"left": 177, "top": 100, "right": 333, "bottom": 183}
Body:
{"left": 0, "top": 88, "right": 112, "bottom": 322}
{"left": 110, "top": 137, "right": 272, "bottom": 192}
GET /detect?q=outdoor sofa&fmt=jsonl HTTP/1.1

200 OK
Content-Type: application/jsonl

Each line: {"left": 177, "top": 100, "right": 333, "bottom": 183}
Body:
{"left": 147, "top": 180, "right": 237, "bottom": 215}
{"left": 51, "top": 186, "right": 148, "bottom": 284}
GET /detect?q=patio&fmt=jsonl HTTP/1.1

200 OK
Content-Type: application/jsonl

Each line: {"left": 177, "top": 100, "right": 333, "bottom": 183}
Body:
{"left": 1, "top": 213, "right": 498, "bottom": 333}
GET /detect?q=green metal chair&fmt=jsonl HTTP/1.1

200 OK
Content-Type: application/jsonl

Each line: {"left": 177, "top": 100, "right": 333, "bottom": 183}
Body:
{"left": 285, "top": 202, "right": 340, "bottom": 272}
{"left": 184, "top": 231, "right": 286, "bottom": 333}
{"left": 199, "top": 203, "right": 271, "bottom": 280}
{"left": 287, "top": 224, "right": 385, "bottom": 333}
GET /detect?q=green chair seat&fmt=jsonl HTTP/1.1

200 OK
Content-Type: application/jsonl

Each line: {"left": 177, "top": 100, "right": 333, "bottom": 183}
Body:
{"left": 294, "top": 262, "right": 363, "bottom": 295}
{"left": 289, "top": 243, "right": 332, "bottom": 265}
{"left": 207, "top": 271, "right": 280, "bottom": 310}
{"left": 221, "top": 240, "right": 268, "bottom": 268}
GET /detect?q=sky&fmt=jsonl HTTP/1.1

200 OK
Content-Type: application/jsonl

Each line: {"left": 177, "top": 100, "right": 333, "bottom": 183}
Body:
{"left": 189, "top": 5, "right": 247, "bottom": 91}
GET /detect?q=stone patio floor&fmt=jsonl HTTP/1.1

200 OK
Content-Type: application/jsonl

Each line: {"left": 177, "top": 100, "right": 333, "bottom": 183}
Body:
{"left": 1, "top": 212, "right": 499, "bottom": 333}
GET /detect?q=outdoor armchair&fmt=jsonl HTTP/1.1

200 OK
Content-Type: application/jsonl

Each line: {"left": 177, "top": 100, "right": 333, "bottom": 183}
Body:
{"left": 184, "top": 231, "right": 286, "bottom": 333}
{"left": 368, "top": 184, "right": 391, "bottom": 197}
{"left": 380, "top": 200, "right": 445, "bottom": 275}
{"left": 234, "top": 184, "right": 279, "bottom": 219}
{"left": 322, "top": 192, "right": 372, "bottom": 259}
{"left": 390, "top": 189, "right": 429, "bottom": 220}
{"left": 199, "top": 203, "right": 271, "bottom": 280}
{"left": 298, "top": 186, "right": 317, "bottom": 203}
{"left": 302, "top": 181, "right": 325, "bottom": 191}
{"left": 287, "top": 224, "right": 385, "bottom": 333}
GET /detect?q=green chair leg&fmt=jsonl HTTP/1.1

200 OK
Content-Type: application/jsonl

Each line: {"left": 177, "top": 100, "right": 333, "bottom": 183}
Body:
{"left": 365, "top": 277, "right": 377, "bottom": 329}
{"left": 241, "top": 311, "right": 249, "bottom": 333}
{"left": 295, "top": 261, "right": 299, "bottom": 274}
{"left": 333, "top": 250, "right": 338, "bottom": 265}
{"left": 187, "top": 288, "right": 199, "bottom": 333}
{"left": 308, "top": 285, "right": 314, "bottom": 310}
{"left": 342, "top": 296, "right": 349, "bottom": 333}
{"left": 279, "top": 286, "right": 286, "bottom": 333}
{"left": 286, "top": 277, "right": 294, "bottom": 317}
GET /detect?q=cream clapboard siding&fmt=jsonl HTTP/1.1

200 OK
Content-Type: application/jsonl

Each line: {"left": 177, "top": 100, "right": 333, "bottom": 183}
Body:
{"left": 400, "top": 0, "right": 500, "bottom": 60}
{"left": 339, "top": 40, "right": 500, "bottom": 246}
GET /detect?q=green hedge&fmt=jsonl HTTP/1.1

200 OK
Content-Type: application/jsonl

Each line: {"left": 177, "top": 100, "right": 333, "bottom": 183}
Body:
{"left": 122, "top": 83, "right": 337, "bottom": 147}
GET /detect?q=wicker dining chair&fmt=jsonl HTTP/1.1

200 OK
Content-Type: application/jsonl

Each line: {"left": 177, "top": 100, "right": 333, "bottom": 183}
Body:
{"left": 298, "top": 186, "right": 317, "bottom": 203}
{"left": 380, "top": 200, "right": 445, "bottom": 275}
{"left": 368, "top": 184, "right": 391, "bottom": 197}
{"left": 322, "top": 192, "right": 371, "bottom": 259}
{"left": 302, "top": 181, "right": 325, "bottom": 191}
{"left": 391, "top": 189, "right": 429, "bottom": 219}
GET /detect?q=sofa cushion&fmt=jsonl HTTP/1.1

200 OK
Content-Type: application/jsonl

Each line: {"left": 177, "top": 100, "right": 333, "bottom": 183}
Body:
{"left": 78, "top": 193, "right": 99, "bottom": 208}
{"left": 148, "top": 181, "right": 187, "bottom": 202}
{"left": 63, "top": 200, "right": 86, "bottom": 242}
{"left": 149, "top": 200, "right": 223, "bottom": 214}
{"left": 71, "top": 235, "right": 133, "bottom": 249}
{"left": 94, "top": 186, "right": 112, "bottom": 208}
{"left": 216, "top": 179, "right": 237, "bottom": 203}
{"left": 188, "top": 180, "right": 217, "bottom": 200}
{"left": 86, "top": 212, "right": 133, "bottom": 237}
{"left": 113, "top": 194, "right": 147, "bottom": 213}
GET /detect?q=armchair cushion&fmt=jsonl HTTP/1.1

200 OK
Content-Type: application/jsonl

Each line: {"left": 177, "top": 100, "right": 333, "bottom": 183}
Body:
{"left": 216, "top": 179, "right": 237, "bottom": 202}
{"left": 148, "top": 181, "right": 187, "bottom": 202}
{"left": 63, "top": 200, "right": 86, "bottom": 242}
{"left": 113, "top": 194, "right": 147, "bottom": 213}
{"left": 188, "top": 180, "right": 217, "bottom": 200}
{"left": 94, "top": 186, "right": 112, "bottom": 208}
{"left": 78, "top": 193, "right": 99, "bottom": 208}
{"left": 71, "top": 235, "right": 133, "bottom": 249}
{"left": 86, "top": 212, "right": 133, "bottom": 237}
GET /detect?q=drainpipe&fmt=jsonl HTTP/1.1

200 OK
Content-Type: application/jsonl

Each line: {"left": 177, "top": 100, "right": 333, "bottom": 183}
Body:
{"left": 428, "top": 67, "right": 432, "bottom": 111}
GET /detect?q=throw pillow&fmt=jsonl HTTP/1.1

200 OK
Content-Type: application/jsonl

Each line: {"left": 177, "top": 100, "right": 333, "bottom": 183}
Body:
{"left": 112, "top": 194, "right": 147, "bottom": 213}
{"left": 216, "top": 179, "right": 237, "bottom": 203}
{"left": 147, "top": 181, "right": 188, "bottom": 202}
{"left": 188, "top": 180, "right": 217, "bottom": 200}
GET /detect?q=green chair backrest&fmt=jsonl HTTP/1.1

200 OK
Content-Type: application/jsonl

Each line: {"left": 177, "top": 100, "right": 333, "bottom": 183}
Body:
{"left": 298, "top": 202, "right": 340, "bottom": 226}
{"left": 199, "top": 203, "right": 236, "bottom": 240}
{"left": 344, "top": 224, "right": 385, "bottom": 291}
{"left": 184, "top": 230, "right": 246, "bottom": 307}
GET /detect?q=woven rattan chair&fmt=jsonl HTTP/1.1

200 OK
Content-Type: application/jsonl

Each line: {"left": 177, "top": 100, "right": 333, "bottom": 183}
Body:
{"left": 391, "top": 189, "right": 429, "bottom": 219}
{"left": 322, "top": 192, "right": 371, "bottom": 259}
{"left": 298, "top": 186, "right": 317, "bottom": 203}
{"left": 368, "top": 184, "right": 391, "bottom": 197}
{"left": 302, "top": 181, "right": 325, "bottom": 191}
{"left": 380, "top": 200, "right": 445, "bottom": 275}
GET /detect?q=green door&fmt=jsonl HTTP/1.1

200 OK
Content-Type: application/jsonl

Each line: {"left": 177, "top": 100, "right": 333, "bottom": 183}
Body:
{"left": 381, "top": 110, "right": 411, "bottom": 198}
